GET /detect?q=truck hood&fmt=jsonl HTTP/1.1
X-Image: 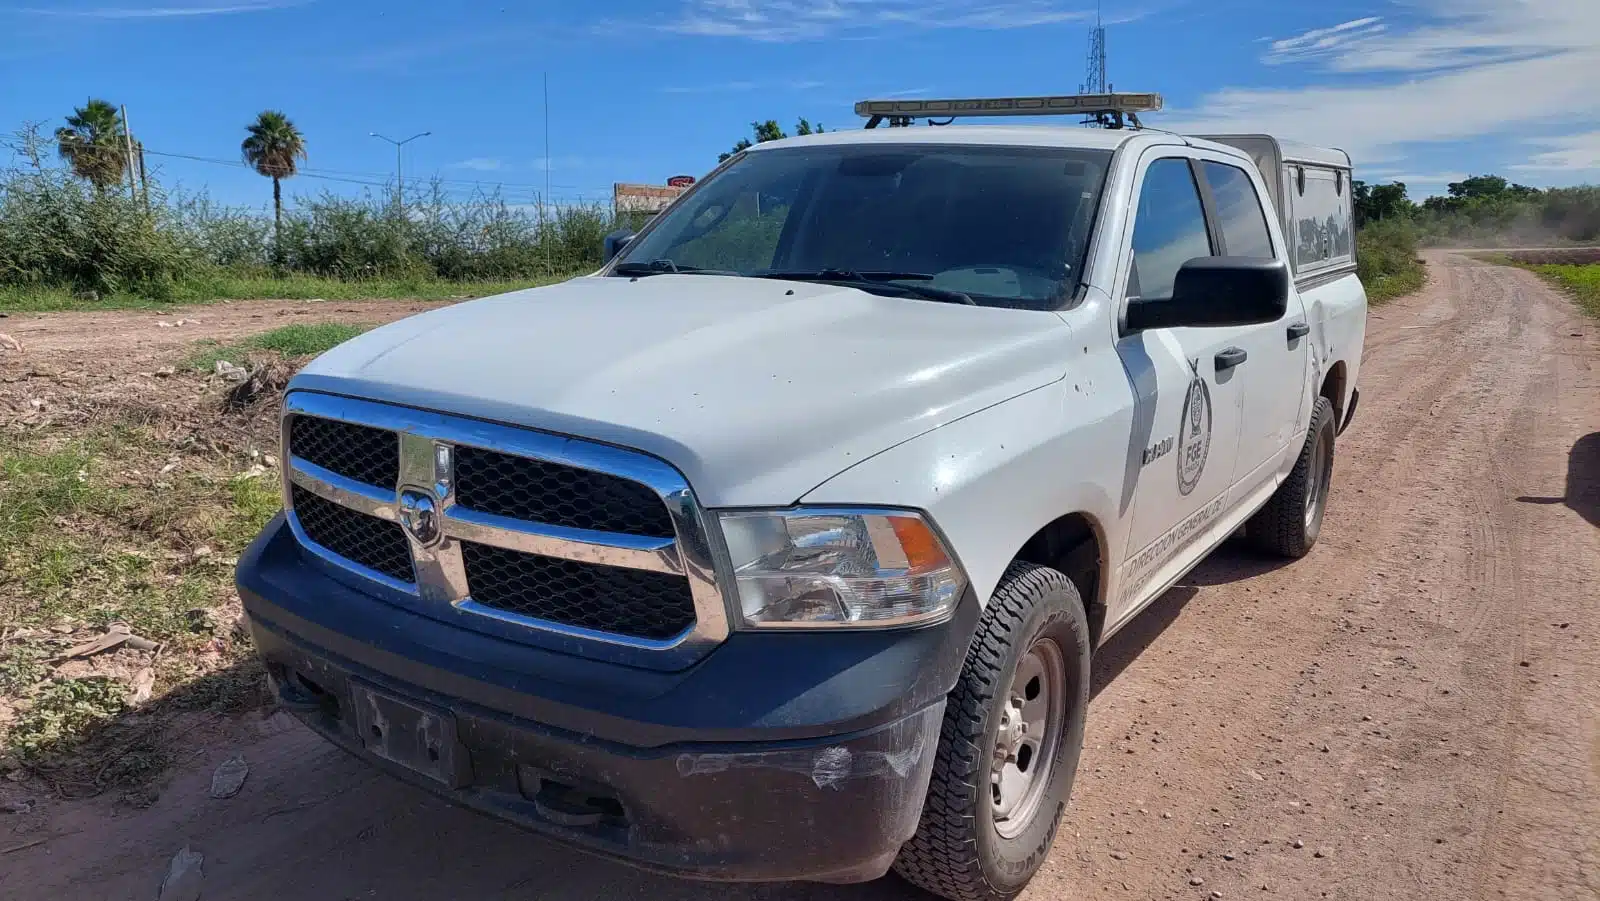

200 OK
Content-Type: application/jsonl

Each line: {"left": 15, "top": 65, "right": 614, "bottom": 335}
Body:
{"left": 291, "top": 275, "right": 1074, "bottom": 507}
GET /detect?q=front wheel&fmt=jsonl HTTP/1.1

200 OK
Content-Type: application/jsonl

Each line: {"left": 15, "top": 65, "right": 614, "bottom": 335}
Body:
{"left": 1249, "top": 395, "right": 1337, "bottom": 558}
{"left": 893, "top": 561, "right": 1091, "bottom": 901}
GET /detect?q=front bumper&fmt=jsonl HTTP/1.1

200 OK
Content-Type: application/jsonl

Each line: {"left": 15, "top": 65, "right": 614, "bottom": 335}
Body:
{"left": 238, "top": 515, "right": 972, "bottom": 883}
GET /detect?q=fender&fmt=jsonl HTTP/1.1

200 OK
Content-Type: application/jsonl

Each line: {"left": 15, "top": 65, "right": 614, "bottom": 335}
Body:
{"left": 801, "top": 369, "right": 1135, "bottom": 611}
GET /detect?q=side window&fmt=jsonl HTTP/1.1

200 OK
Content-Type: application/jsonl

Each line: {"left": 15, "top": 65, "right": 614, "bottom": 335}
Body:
{"left": 1128, "top": 158, "right": 1212, "bottom": 301}
{"left": 1201, "top": 162, "right": 1274, "bottom": 259}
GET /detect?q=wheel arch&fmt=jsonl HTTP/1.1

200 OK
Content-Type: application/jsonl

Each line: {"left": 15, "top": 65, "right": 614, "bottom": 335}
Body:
{"left": 1011, "top": 512, "right": 1109, "bottom": 646}
{"left": 1320, "top": 359, "right": 1349, "bottom": 426}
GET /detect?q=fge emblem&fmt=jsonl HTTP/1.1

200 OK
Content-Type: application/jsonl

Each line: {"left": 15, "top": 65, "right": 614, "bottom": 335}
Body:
{"left": 1176, "top": 358, "right": 1212, "bottom": 496}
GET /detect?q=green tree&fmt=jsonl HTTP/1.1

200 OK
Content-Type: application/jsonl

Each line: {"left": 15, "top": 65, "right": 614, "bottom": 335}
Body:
{"left": 1352, "top": 180, "right": 1413, "bottom": 227}
{"left": 54, "top": 99, "right": 129, "bottom": 192}
{"left": 719, "top": 118, "right": 825, "bottom": 162}
{"left": 1446, "top": 174, "right": 1540, "bottom": 200}
{"left": 241, "top": 110, "right": 308, "bottom": 242}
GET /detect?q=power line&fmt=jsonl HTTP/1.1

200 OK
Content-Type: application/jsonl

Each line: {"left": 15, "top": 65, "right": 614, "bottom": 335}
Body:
{"left": 141, "top": 148, "right": 587, "bottom": 192}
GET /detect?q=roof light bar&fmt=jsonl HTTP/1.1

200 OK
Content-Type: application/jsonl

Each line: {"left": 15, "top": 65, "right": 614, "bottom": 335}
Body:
{"left": 855, "top": 93, "right": 1162, "bottom": 128}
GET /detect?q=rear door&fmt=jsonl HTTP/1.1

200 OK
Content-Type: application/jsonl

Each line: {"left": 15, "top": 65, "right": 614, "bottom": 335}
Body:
{"left": 1194, "top": 156, "right": 1310, "bottom": 500}
{"left": 1111, "top": 154, "right": 1245, "bottom": 612}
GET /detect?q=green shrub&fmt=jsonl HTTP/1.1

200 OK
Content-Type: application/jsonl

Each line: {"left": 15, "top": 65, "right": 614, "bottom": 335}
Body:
{"left": 0, "top": 151, "right": 194, "bottom": 297}
{"left": 1357, "top": 218, "right": 1425, "bottom": 303}
{"left": 1, "top": 123, "right": 619, "bottom": 303}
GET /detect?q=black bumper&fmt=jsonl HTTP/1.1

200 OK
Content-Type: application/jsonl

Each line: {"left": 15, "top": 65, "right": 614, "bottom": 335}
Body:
{"left": 237, "top": 515, "right": 973, "bottom": 883}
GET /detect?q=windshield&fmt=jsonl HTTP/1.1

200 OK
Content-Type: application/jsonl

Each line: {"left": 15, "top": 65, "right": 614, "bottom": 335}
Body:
{"left": 612, "top": 143, "right": 1112, "bottom": 310}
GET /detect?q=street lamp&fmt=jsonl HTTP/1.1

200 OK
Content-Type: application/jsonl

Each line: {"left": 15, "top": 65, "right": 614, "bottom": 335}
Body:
{"left": 370, "top": 131, "right": 431, "bottom": 212}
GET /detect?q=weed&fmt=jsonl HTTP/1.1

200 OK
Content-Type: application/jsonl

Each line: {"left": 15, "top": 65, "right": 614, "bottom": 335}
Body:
{"left": 8, "top": 677, "right": 127, "bottom": 762}
{"left": 0, "top": 644, "right": 50, "bottom": 694}
{"left": 0, "top": 417, "right": 282, "bottom": 779}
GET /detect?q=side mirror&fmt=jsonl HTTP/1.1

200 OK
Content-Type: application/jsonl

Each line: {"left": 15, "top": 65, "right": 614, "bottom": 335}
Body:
{"left": 1125, "top": 257, "right": 1289, "bottom": 331}
{"left": 603, "top": 229, "right": 636, "bottom": 263}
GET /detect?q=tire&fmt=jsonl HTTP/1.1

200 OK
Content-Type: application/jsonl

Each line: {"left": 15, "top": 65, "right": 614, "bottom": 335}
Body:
{"left": 893, "top": 561, "right": 1091, "bottom": 901}
{"left": 1249, "top": 395, "right": 1336, "bottom": 558}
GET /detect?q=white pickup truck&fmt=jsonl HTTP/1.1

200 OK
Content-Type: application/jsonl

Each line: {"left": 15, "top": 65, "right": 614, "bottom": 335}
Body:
{"left": 237, "top": 94, "right": 1366, "bottom": 901}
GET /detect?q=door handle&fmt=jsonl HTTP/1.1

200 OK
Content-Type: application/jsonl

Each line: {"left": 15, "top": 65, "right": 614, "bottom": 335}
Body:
{"left": 1287, "top": 321, "right": 1311, "bottom": 341}
{"left": 1214, "top": 347, "right": 1249, "bottom": 372}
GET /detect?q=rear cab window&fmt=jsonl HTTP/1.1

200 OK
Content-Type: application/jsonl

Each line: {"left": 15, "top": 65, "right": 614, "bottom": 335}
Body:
{"left": 1200, "top": 162, "right": 1275, "bottom": 259}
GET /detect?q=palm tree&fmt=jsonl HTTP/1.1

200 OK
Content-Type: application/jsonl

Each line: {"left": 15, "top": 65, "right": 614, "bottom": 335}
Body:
{"left": 55, "top": 99, "right": 129, "bottom": 191}
{"left": 241, "top": 110, "right": 307, "bottom": 241}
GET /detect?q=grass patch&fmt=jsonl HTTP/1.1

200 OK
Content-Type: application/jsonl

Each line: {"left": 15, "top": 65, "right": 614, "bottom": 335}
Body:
{"left": 0, "top": 271, "right": 581, "bottom": 313}
{"left": 0, "top": 422, "right": 280, "bottom": 781}
{"left": 1364, "top": 262, "right": 1427, "bottom": 304}
{"left": 1525, "top": 263, "right": 1600, "bottom": 319}
{"left": 8, "top": 677, "right": 127, "bottom": 763}
{"left": 184, "top": 322, "right": 371, "bottom": 371}
{"left": 1474, "top": 256, "right": 1600, "bottom": 319}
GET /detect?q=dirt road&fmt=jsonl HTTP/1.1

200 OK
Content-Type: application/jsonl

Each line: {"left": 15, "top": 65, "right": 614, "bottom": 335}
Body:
{"left": 3, "top": 253, "right": 1597, "bottom": 901}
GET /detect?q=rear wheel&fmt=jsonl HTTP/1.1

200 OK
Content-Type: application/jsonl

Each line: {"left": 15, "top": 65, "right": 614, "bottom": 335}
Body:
{"left": 1249, "top": 395, "right": 1337, "bottom": 558}
{"left": 893, "top": 561, "right": 1091, "bottom": 901}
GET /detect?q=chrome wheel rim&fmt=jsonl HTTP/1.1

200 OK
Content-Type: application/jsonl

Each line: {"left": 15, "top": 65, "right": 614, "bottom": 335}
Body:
{"left": 991, "top": 637, "right": 1067, "bottom": 839}
{"left": 1304, "top": 427, "right": 1333, "bottom": 535}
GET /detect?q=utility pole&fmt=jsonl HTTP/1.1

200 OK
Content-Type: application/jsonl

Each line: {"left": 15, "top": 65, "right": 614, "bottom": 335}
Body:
{"left": 137, "top": 141, "right": 150, "bottom": 212}
{"left": 369, "top": 130, "right": 431, "bottom": 214}
{"left": 119, "top": 104, "right": 138, "bottom": 200}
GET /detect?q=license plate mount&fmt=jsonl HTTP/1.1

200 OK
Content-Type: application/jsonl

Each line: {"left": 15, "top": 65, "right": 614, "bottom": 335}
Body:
{"left": 349, "top": 682, "right": 468, "bottom": 788}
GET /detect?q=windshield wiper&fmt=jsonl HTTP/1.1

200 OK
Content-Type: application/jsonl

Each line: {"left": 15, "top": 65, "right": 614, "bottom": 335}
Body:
{"left": 612, "top": 259, "right": 700, "bottom": 276}
{"left": 756, "top": 269, "right": 976, "bottom": 305}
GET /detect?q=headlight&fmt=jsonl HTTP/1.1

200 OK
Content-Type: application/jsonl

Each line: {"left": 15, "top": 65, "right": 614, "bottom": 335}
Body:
{"left": 717, "top": 509, "right": 967, "bottom": 628}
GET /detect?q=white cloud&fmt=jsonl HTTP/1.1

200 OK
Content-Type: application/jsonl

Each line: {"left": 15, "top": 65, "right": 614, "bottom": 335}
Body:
{"left": 659, "top": 0, "right": 1096, "bottom": 41}
{"left": 1512, "top": 131, "right": 1600, "bottom": 172}
{"left": 18, "top": 0, "right": 305, "bottom": 18}
{"left": 449, "top": 158, "right": 503, "bottom": 172}
{"left": 1263, "top": 17, "right": 1385, "bottom": 66}
{"left": 1161, "top": 0, "right": 1600, "bottom": 167}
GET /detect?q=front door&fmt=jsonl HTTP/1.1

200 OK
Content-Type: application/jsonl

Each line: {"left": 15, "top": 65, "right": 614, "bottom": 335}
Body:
{"left": 1193, "top": 157, "right": 1310, "bottom": 499}
{"left": 1112, "top": 154, "right": 1246, "bottom": 617}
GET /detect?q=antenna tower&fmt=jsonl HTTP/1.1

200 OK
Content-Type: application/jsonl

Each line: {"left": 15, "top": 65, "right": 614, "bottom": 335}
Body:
{"left": 1081, "top": 5, "right": 1109, "bottom": 126}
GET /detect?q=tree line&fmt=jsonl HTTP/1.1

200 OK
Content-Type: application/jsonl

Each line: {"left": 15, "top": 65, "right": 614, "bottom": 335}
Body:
{"left": 1353, "top": 173, "right": 1600, "bottom": 245}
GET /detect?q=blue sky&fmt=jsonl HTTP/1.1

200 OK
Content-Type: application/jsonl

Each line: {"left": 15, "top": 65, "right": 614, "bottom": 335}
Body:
{"left": 2, "top": 0, "right": 1597, "bottom": 213}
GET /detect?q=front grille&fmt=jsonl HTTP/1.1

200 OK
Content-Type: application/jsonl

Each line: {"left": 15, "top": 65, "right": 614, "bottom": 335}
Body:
{"left": 454, "top": 446, "right": 675, "bottom": 538}
{"left": 461, "top": 542, "right": 695, "bottom": 640}
{"left": 291, "top": 485, "right": 414, "bottom": 583}
{"left": 291, "top": 416, "right": 399, "bottom": 489}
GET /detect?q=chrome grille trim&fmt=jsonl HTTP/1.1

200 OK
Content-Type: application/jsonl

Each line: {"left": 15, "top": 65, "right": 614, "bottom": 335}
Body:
{"left": 445, "top": 506, "right": 682, "bottom": 575}
{"left": 287, "top": 457, "right": 398, "bottom": 521}
{"left": 281, "top": 391, "right": 728, "bottom": 664}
